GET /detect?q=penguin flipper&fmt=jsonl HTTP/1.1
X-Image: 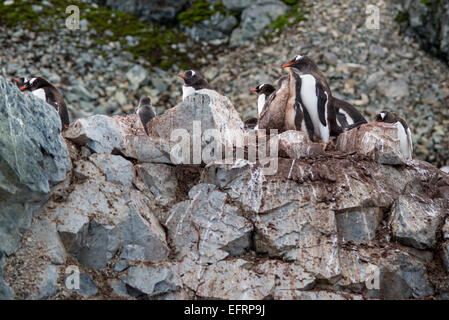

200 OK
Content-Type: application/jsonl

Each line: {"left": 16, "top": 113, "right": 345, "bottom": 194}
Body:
{"left": 316, "top": 83, "right": 328, "bottom": 127}
{"left": 302, "top": 107, "right": 315, "bottom": 142}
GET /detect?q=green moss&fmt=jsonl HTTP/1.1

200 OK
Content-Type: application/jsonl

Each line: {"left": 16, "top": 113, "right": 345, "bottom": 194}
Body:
{"left": 267, "top": 1, "right": 308, "bottom": 35}
{"left": 420, "top": 0, "right": 433, "bottom": 6}
{"left": 395, "top": 10, "right": 409, "bottom": 24}
{"left": 0, "top": 0, "right": 193, "bottom": 70}
{"left": 178, "top": 0, "right": 237, "bottom": 28}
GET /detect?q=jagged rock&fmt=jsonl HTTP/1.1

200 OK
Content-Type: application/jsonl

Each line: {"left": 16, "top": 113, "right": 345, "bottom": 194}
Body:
{"left": 390, "top": 195, "right": 446, "bottom": 249}
{"left": 185, "top": 13, "right": 238, "bottom": 42}
{"left": 31, "top": 264, "right": 60, "bottom": 300}
{"left": 230, "top": 0, "right": 288, "bottom": 46}
{"left": 135, "top": 163, "right": 178, "bottom": 206}
{"left": 47, "top": 156, "right": 169, "bottom": 270}
{"left": 278, "top": 130, "right": 324, "bottom": 159}
{"left": 335, "top": 207, "right": 383, "bottom": 243}
{"left": 379, "top": 251, "right": 434, "bottom": 299}
{"left": 196, "top": 259, "right": 275, "bottom": 299}
{"left": 120, "top": 262, "right": 182, "bottom": 297}
{"left": 165, "top": 184, "right": 252, "bottom": 262}
{"left": 443, "top": 218, "right": 449, "bottom": 240}
{"left": 0, "top": 77, "right": 71, "bottom": 255}
{"left": 90, "top": 153, "right": 135, "bottom": 188}
{"left": 148, "top": 90, "right": 245, "bottom": 165}
{"left": 336, "top": 122, "right": 411, "bottom": 164}
{"left": 253, "top": 202, "right": 341, "bottom": 280}
{"left": 74, "top": 274, "right": 98, "bottom": 298}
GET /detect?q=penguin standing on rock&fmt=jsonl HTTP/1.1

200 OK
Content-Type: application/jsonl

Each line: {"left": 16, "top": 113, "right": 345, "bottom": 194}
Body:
{"left": 19, "top": 77, "right": 70, "bottom": 128}
{"left": 136, "top": 96, "right": 156, "bottom": 135}
{"left": 282, "top": 55, "right": 342, "bottom": 146}
{"left": 249, "top": 83, "right": 276, "bottom": 130}
{"left": 179, "top": 70, "right": 211, "bottom": 100}
{"left": 376, "top": 111, "right": 413, "bottom": 159}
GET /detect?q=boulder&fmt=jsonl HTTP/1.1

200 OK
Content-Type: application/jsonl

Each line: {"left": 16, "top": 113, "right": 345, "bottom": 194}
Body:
{"left": 120, "top": 262, "right": 182, "bottom": 297}
{"left": 230, "top": 0, "right": 288, "bottom": 45}
{"left": 390, "top": 195, "right": 446, "bottom": 249}
{"left": 135, "top": 163, "right": 178, "bottom": 206}
{"left": 147, "top": 90, "right": 245, "bottom": 165}
{"left": 0, "top": 77, "right": 71, "bottom": 255}
{"left": 278, "top": 130, "right": 324, "bottom": 159}
{"left": 336, "top": 122, "right": 411, "bottom": 164}
{"left": 335, "top": 207, "right": 383, "bottom": 243}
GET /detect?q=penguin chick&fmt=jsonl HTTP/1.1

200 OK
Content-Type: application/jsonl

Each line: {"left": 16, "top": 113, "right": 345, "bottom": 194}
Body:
{"left": 376, "top": 111, "right": 413, "bottom": 159}
{"left": 334, "top": 98, "right": 367, "bottom": 130}
{"left": 179, "top": 70, "right": 211, "bottom": 100}
{"left": 20, "top": 77, "right": 70, "bottom": 128}
{"left": 136, "top": 96, "right": 156, "bottom": 135}
{"left": 257, "top": 76, "right": 290, "bottom": 132}
{"left": 249, "top": 84, "right": 276, "bottom": 117}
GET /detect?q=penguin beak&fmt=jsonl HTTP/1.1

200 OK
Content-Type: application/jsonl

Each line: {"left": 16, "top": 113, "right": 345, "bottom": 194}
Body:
{"left": 282, "top": 62, "right": 294, "bottom": 68}
{"left": 19, "top": 84, "right": 28, "bottom": 91}
{"left": 13, "top": 78, "right": 20, "bottom": 83}
{"left": 179, "top": 74, "right": 186, "bottom": 79}
{"left": 249, "top": 88, "right": 257, "bottom": 92}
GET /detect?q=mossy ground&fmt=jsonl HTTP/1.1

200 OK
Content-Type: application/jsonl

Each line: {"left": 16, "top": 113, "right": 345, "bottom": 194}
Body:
{"left": 267, "top": 0, "right": 308, "bottom": 35}
{"left": 0, "top": 0, "right": 192, "bottom": 70}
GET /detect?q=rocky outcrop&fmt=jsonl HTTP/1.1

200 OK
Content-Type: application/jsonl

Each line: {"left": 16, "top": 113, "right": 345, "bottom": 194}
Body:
{"left": 89, "top": 0, "right": 190, "bottom": 23}
{"left": 398, "top": 0, "right": 449, "bottom": 63}
{"left": 1, "top": 83, "right": 448, "bottom": 300}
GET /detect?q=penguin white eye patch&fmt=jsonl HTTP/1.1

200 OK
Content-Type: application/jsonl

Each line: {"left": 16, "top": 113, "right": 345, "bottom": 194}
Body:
{"left": 295, "top": 55, "right": 303, "bottom": 61}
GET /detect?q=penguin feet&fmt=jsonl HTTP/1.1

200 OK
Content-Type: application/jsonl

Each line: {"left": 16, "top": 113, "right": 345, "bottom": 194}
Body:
{"left": 321, "top": 142, "right": 329, "bottom": 151}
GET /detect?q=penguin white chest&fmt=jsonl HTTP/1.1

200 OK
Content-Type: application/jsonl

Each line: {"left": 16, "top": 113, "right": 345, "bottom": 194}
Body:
{"left": 395, "top": 122, "right": 413, "bottom": 159}
{"left": 299, "top": 74, "right": 330, "bottom": 142}
{"left": 257, "top": 94, "right": 266, "bottom": 116}
{"left": 182, "top": 86, "right": 196, "bottom": 100}
{"left": 32, "top": 88, "right": 46, "bottom": 101}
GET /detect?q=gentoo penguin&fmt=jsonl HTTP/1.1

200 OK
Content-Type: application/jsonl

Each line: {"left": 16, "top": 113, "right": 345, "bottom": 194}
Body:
{"left": 179, "top": 70, "right": 211, "bottom": 100}
{"left": 376, "top": 111, "right": 413, "bottom": 159}
{"left": 136, "top": 96, "right": 156, "bottom": 135}
{"left": 13, "top": 77, "right": 28, "bottom": 88}
{"left": 334, "top": 98, "right": 367, "bottom": 130}
{"left": 19, "top": 77, "right": 70, "bottom": 128}
{"left": 243, "top": 117, "right": 258, "bottom": 130}
{"left": 282, "top": 55, "right": 342, "bottom": 144}
{"left": 249, "top": 83, "right": 276, "bottom": 130}
{"left": 257, "top": 76, "right": 291, "bottom": 132}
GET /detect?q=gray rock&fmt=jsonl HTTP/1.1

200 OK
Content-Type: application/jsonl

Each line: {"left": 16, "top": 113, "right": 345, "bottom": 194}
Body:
{"left": 0, "top": 264, "right": 13, "bottom": 300}
{"left": 377, "top": 79, "right": 409, "bottom": 100}
{"left": 120, "top": 263, "right": 182, "bottom": 297}
{"left": 90, "top": 153, "right": 135, "bottom": 188}
{"left": 336, "top": 207, "right": 383, "bottom": 243}
{"left": 135, "top": 163, "right": 178, "bottom": 206}
{"left": 230, "top": 1, "right": 288, "bottom": 45}
{"left": 223, "top": 0, "right": 254, "bottom": 12}
{"left": 148, "top": 90, "right": 245, "bottom": 165}
{"left": 126, "top": 65, "right": 149, "bottom": 90}
{"left": 0, "top": 77, "right": 71, "bottom": 255}
{"left": 64, "top": 115, "right": 123, "bottom": 154}
{"left": 93, "top": 0, "right": 189, "bottom": 23}
{"left": 443, "top": 218, "right": 449, "bottom": 240}
{"left": 74, "top": 274, "right": 98, "bottom": 297}
{"left": 441, "top": 166, "right": 449, "bottom": 174}
{"left": 196, "top": 258, "right": 275, "bottom": 299}
{"left": 165, "top": 184, "right": 252, "bottom": 262}
{"left": 390, "top": 195, "right": 446, "bottom": 249}
{"left": 186, "top": 13, "right": 238, "bottom": 41}
{"left": 32, "top": 264, "right": 59, "bottom": 300}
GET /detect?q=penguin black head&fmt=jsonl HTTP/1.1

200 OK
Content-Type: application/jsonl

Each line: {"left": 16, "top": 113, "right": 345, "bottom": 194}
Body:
{"left": 19, "top": 77, "right": 51, "bottom": 92}
{"left": 282, "top": 55, "right": 318, "bottom": 74}
{"left": 179, "top": 70, "right": 209, "bottom": 88}
{"left": 376, "top": 111, "right": 398, "bottom": 123}
{"left": 13, "top": 77, "right": 28, "bottom": 88}
{"left": 249, "top": 83, "right": 276, "bottom": 96}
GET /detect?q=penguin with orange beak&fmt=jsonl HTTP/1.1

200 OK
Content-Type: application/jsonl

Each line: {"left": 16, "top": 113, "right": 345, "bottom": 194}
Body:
{"left": 12, "top": 77, "right": 28, "bottom": 88}
{"left": 19, "top": 77, "right": 70, "bottom": 128}
{"left": 179, "top": 70, "right": 211, "bottom": 100}
{"left": 282, "top": 55, "right": 341, "bottom": 145}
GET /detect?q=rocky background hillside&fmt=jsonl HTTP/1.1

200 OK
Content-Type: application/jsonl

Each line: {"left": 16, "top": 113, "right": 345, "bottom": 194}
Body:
{"left": 0, "top": 0, "right": 449, "bottom": 300}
